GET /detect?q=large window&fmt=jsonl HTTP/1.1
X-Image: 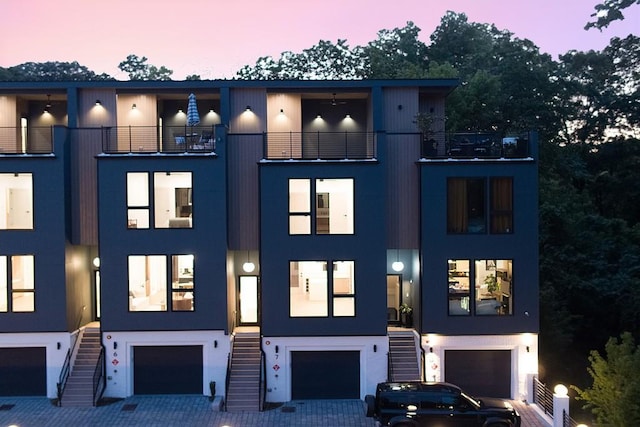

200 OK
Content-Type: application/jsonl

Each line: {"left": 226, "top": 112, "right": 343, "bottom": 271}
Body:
{"left": 447, "top": 177, "right": 512, "bottom": 234}
{"left": 289, "top": 178, "right": 354, "bottom": 235}
{"left": 448, "top": 259, "right": 513, "bottom": 316}
{"left": 126, "top": 172, "right": 193, "bottom": 229}
{"left": 128, "top": 254, "right": 196, "bottom": 312}
{"left": 290, "top": 260, "right": 355, "bottom": 317}
{"left": 0, "top": 173, "right": 33, "bottom": 230}
{"left": 0, "top": 255, "right": 35, "bottom": 312}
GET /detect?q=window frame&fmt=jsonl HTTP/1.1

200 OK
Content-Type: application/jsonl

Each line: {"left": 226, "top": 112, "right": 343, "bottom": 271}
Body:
{"left": 447, "top": 258, "right": 513, "bottom": 316}
{"left": 288, "top": 178, "right": 354, "bottom": 235}
{"left": 0, "top": 173, "right": 34, "bottom": 231}
{"left": 0, "top": 254, "right": 35, "bottom": 313}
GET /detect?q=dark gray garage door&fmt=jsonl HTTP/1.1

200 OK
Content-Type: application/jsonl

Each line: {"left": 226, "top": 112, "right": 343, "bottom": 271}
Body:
{"left": 445, "top": 350, "right": 511, "bottom": 398}
{"left": 133, "top": 345, "right": 202, "bottom": 394}
{"left": 0, "top": 347, "right": 46, "bottom": 396}
{"left": 291, "top": 351, "right": 360, "bottom": 399}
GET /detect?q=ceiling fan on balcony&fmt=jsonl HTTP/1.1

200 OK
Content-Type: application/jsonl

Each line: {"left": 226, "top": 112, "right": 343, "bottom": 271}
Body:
{"left": 322, "top": 93, "right": 347, "bottom": 106}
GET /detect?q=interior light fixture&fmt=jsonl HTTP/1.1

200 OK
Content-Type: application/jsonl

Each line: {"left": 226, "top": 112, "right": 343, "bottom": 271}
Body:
{"left": 242, "top": 251, "right": 255, "bottom": 273}
{"left": 392, "top": 249, "right": 404, "bottom": 272}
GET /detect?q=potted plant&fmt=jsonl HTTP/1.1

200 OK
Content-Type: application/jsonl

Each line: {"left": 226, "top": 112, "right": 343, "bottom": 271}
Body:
{"left": 399, "top": 303, "right": 413, "bottom": 327}
{"left": 484, "top": 274, "right": 499, "bottom": 294}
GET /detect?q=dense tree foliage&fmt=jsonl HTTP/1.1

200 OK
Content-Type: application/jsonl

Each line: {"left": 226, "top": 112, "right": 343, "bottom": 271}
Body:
{"left": 118, "top": 54, "right": 173, "bottom": 81}
{"left": 0, "top": 61, "right": 113, "bottom": 81}
{"left": 585, "top": 0, "right": 640, "bottom": 30}
{"left": 572, "top": 332, "right": 640, "bottom": 426}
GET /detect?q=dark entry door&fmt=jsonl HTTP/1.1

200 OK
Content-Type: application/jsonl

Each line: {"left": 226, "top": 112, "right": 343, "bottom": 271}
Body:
{"left": 291, "top": 351, "right": 359, "bottom": 399}
{"left": 0, "top": 347, "right": 46, "bottom": 396}
{"left": 445, "top": 350, "right": 511, "bottom": 397}
{"left": 133, "top": 345, "right": 202, "bottom": 394}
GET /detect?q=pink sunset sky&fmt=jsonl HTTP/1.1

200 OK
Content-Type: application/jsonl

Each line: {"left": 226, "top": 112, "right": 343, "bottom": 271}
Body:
{"left": 1, "top": 0, "right": 638, "bottom": 80}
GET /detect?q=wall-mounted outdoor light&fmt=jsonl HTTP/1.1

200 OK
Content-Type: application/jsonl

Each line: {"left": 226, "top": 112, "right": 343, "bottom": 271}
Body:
{"left": 95, "top": 99, "right": 102, "bottom": 106}
{"left": 245, "top": 105, "right": 252, "bottom": 112}
{"left": 131, "top": 103, "right": 137, "bottom": 110}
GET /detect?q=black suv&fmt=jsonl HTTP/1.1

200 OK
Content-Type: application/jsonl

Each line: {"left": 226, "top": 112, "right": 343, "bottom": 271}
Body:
{"left": 365, "top": 382, "right": 521, "bottom": 427}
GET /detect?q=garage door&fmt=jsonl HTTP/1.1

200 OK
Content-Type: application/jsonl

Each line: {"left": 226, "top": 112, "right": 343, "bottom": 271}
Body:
{"left": 0, "top": 347, "right": 46, "bottom": 396}
{"left": 133, "top": 345, "right": 202, "bottom": 394}
{"left": 291, "top": 351, "right": 360, "bottom": 399}
{"left": 445, "top": 350, "right": 511, "bottom": 398}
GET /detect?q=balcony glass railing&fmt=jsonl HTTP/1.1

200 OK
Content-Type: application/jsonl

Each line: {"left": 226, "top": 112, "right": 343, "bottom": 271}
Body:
{"left": 421, "top": 131, "right": 531, "bottom": 159}
{"left": 264, "top": 131, "right": 376, "bottom": 160}
{"left": 0, "top": 126, "right": 53, "bottom": 154}
{"left": 101, "top": 125, "right": 216, "bottom": 154}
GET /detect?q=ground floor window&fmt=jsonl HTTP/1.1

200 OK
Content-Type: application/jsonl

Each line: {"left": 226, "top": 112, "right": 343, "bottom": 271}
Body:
{"left": 129, "top": 254, "right": 196, "bottom": 312}
{"left": 448, "top": 259, "right": 513, "bottom": 316}
{"left": 0, "top": 255, "right": 35, "bottom": 312}
{"left": 290, "top": 260, "right": 355, "bottom": 317}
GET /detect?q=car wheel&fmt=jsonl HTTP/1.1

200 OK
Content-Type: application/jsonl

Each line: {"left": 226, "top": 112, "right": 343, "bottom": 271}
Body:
{"left": 364, "top": 394, "right": 375, "bottom": 417}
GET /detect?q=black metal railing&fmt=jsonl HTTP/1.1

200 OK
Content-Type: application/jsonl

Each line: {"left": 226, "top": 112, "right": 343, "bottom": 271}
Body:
{"left": 56, "top": 305, "right": 86, "bottom": 405}
{"left": 259, "top": 349, "right": 266, "bottom": 411}
{"left": 224, "top": 351, "right": 231, "bottom": 411}
{"left": 92, "top": 346, "right": 106, "bottom": 406}
{"left": 387, "top": 351, "right": 393, "bottom": 382}
{"left": 420, "top": 347, "right": 426, "bottom": 382}
{"left": 0, "top": 126, "right": 54, "bottom": 154}
{"left": 563, "top": 409, "right": 581, "bottom": 427}
{"left": 101, "top": 125, "right": 216, "bottom": 154}
{"left": 533, "top": 377, "right": 554, "bottom": 417}
{"left": 264, "top": 131, "right": 376, "bottom": 160}
{"left": 420, "top": 131, "right": 531, "bottom": 159}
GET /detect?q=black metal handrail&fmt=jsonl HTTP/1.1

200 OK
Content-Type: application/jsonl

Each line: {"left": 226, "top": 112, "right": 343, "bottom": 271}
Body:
{"left": 263, "top": 131, "right": 376, "bottom": 160}
{"left": 100, "top": 125, "right": 216, "bottom": 154}
{"left": 533, "top": 376, "right": 554, "bottom": 416}
{"left": 420, "top": 346, "right": 426, "bottom": 382}
{"left": 224, "top": 351, "right": 231, "bottom": 411}
{"left": 56, "top": 305, "right": 86, "bottom": 405}
{"left": 419, "top": 130, "right": 532, "bottom": 159}
{"left": 0, "top": 126, "right": 54, "bottom": 154}
{"left": 92, "top": 346, "right": 106, "bottom": 406}
{"left": 387, "top": 351, "right": 393, "bottom": 382}
{"left": 259, "top": 349, "right": 266, "bottom": 411}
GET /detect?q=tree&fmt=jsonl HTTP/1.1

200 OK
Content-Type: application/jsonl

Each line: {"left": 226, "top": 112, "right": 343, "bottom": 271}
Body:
{"left": 585, "top": 0, "right": 640, "bottom": 30}
{"left": 572, "top": 332, "right": 640, "bottom": 426}
{"left": 236, "top": 39, "right": 367, "bottom": 80}
{"left": 2, "top": 61, "right": 113, "bottom": 81}
{"left": 363, "top": 21, "right": 429, "bottom": 79}
{"left": 118, "top": 54, "right": 173, "bottom": 81}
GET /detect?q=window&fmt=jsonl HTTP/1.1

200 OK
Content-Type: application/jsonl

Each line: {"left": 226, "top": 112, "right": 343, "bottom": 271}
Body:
{"left": 0, "top": 173, "right": 33, "bottom": 230}
{"left": 171, "top": 255, "right": 194, "bottom": 311}
{"left": 0, "top": 255, "right": 35, "bottom": 312}
{"left": 127, "top": 172, "right": 149, "bottom": 229}
{"left": 126, "top": 172, "right": 193, "bottom": 229}
{"left": 290, "top": 260, "right": 355, "bottom": 317}
{"left": 154, "top": 172, "right": 192, "bottom": 229}
{"left": 447, "top": 177, "right": 513, "bottom": 234}
{"left": 289, "top": 178, "right": 354, "bottom": 235}
{"left": 448, "top": 259, "right": 513, "bottom": 316}
{"left": 129, "top": 254, "right": 195, "bottom": 312}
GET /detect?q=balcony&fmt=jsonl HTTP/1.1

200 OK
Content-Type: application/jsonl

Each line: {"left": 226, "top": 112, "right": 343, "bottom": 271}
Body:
{"left": 264, "top": 131, "right": 377, "bottom": 160}
{"left": 100, "top": 125, "right": 216, "bottom": 154}
{"left": 421, "top": 131, "right": 532, "bottom": 160}
{"left": 0, "top": 126, "right": 54, "bottom": 154}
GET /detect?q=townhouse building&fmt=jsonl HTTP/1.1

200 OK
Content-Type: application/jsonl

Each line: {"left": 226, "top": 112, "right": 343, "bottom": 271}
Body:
{"left": 0, "top": 79, "right": 538, "bottom": 408}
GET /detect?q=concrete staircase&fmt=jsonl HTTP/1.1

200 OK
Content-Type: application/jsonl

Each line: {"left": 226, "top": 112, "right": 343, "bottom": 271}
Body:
{"left": 388, "top": 330, "right": 421, "bottom": 381}
{"left": 60, "top": 326, "right": 102, "bottom": 407}
{"left": 225, "top": 332, "right": 262, "bottom": 412}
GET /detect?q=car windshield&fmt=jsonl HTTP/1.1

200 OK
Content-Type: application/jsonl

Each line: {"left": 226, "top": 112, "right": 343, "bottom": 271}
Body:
{"left": 461, "top": 392, "right": 481, "bottom": 409}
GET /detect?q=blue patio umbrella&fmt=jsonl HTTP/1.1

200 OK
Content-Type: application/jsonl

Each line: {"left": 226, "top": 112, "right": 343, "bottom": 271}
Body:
{"left": 186, "top": 93, "right": 200, "bottom": 127}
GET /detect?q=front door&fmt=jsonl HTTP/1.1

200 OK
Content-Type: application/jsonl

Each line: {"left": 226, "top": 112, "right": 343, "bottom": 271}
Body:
{"left": 387, "top": 274, "right": 402, "bottom": 324}
{"left": 238, "top": 275, "right": 259, "bottom": 325}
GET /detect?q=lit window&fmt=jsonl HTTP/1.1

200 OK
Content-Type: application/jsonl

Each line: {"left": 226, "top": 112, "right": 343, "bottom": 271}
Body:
{"left": 171, "top": 254, "right": 194, "bottom": 311}
{"left": 154, "top": 172, "right": 192, "bottom": 229}
{"left": 128, "top": 255, "right": 167, "bottom": 311}
{"left": 447, "top": 177, "right": 513, "bottom": 234}
{"left": 290, "top": 260, "right": 355, "bottom": 317}
{"left": 0, "top": 255, "right": 35, "bottom": 312}
{"left": 448, "top": 259, "right": 513, "bottom": 316}
{"left": 127, "top": 172, "right": 149, "bottom": 229}
{"left": 0, "top": 173, "right": 33, "bottom": 230}
{"left": 288, "top": 178, "right": 354, "bottom": 235}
